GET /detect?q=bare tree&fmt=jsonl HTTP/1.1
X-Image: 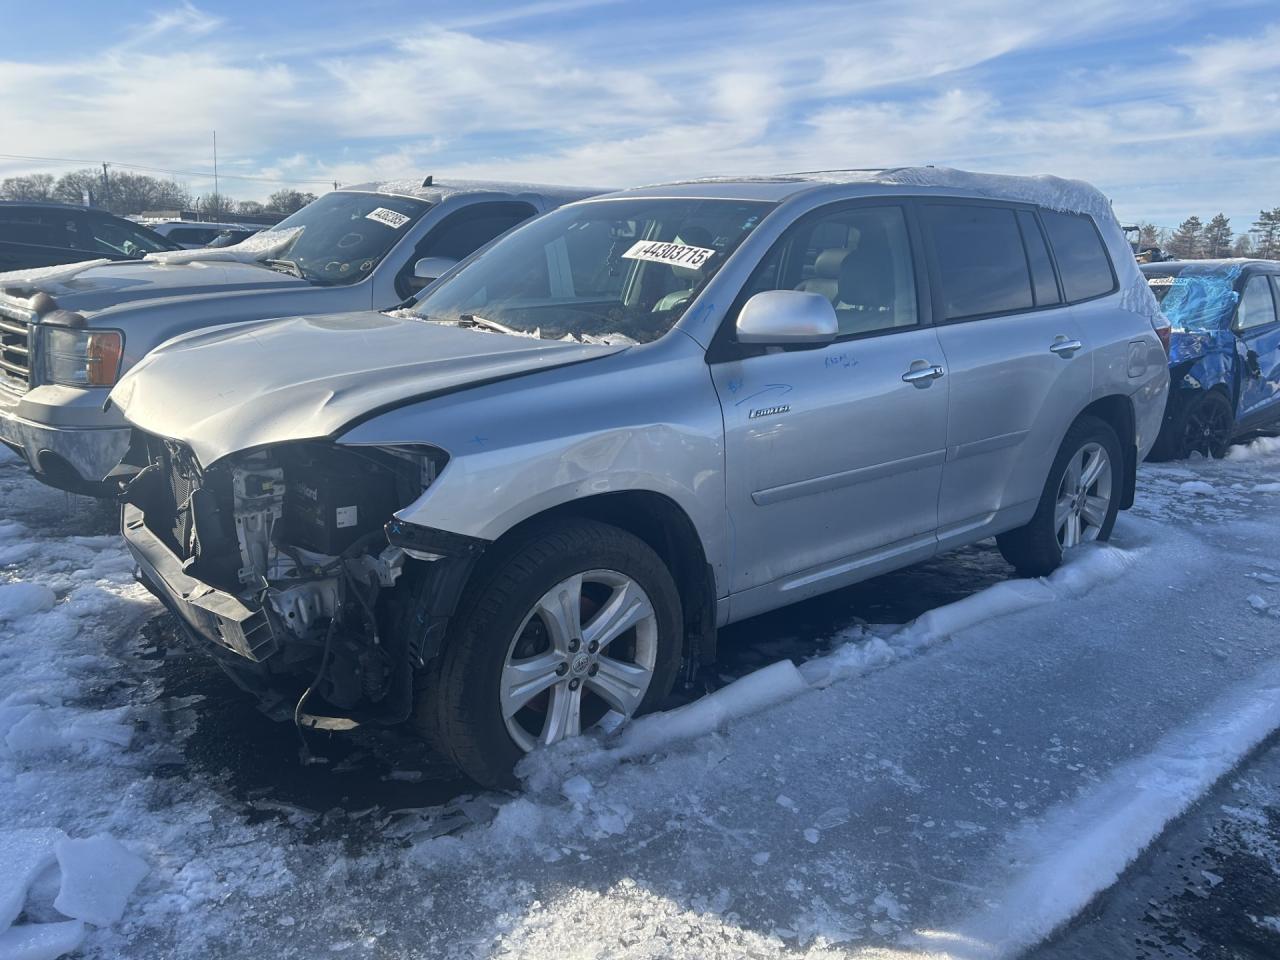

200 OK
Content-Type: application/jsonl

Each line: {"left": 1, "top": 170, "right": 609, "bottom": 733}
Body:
{"left": 266, "top": 189, "right": 318, "bottom": 215}
{"left": 0, "top": 173, "right": 56, "bottom": 200}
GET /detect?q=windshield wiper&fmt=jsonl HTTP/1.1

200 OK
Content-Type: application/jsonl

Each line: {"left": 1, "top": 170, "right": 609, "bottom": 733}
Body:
{"left": 455, "top": 314, "right": 534, "bottom": 337}
{"left": 263, "top": 258, "right": 304, "bottom": 279}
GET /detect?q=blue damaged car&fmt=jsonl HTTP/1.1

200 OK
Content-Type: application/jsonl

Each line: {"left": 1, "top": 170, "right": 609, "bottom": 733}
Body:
{"left": 1141, "top": 259, "right": 1280, "bottom": 460}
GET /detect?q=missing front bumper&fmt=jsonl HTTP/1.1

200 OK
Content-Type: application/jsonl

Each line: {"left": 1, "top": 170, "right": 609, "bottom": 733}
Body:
{"left": 123, "top": 503, "right": 279, "bottom": 662}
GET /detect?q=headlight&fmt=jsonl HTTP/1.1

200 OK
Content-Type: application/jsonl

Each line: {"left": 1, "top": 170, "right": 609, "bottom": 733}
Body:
{"left": 42, "top": 328, "right": 124, "bottom": 387}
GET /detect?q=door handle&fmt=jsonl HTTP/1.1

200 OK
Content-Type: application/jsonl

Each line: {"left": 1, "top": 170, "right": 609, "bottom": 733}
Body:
{"left": 902, "top": 362, "right": 945, "bottom": 385}
{"left": 1050, "top": 337, "right": 1083, "bottom": 358}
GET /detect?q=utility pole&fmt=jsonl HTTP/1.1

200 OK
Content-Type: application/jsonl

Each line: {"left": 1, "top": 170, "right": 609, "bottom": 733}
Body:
{"left": 212, "top": 130, "right": 219, "bottom": 214}
{"left": 100, "top": 162, "right": 110, "bottom": 209}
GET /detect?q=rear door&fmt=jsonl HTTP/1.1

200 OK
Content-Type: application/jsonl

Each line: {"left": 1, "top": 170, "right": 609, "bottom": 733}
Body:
{"left": 1234, "top": 273, "right": 1280, "bottom": 423}
{"left": 924, "top": 202, "right": 1093, "bottom": 539}
{"left": 709, "top": 201, "right": 948, "bottom": 598}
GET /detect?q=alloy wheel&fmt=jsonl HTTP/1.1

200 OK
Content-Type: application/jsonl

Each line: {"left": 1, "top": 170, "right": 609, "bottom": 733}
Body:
{"left": 1182, "top": 400, "right": 1232, "bottom": 459}
{"left": 499, "top": 569, "right": 659, "bottom": 752}
{"left": 1054, "top": 441, "right": 1113, "bottom": 549}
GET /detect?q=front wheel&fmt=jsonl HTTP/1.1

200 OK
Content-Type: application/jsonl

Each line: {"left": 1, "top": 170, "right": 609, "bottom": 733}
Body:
{"left": 1149, "top": 389, "right": 1234, "bottom": 461}
{"left": 416, "top": 519, "right": 683, "bottom": 788}
{"left": 997, "top": 416, "right": 1123, "bottom": 577}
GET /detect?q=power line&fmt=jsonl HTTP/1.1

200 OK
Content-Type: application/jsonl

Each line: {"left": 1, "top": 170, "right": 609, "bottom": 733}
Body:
{"left": 0, "top": 152, "right": 337, "bottom": 187}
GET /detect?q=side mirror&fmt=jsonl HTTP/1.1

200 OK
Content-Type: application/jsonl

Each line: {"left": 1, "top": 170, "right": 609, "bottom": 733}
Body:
{"left": 410, "top": 256, "right": 459, "bottom": 290}
{"left": 736, "top": 290, "right": 838, "bottom": 346}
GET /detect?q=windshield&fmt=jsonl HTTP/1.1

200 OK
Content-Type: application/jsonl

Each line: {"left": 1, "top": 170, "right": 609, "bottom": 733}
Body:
{"left": 410, "top": 197, "right": 774, "bottom": 343}
{"left": 268, "top": 191, "right": 431, "bottom": 285}
{"left": 1146, "top": 263, "right": 1243, "bottom": 333}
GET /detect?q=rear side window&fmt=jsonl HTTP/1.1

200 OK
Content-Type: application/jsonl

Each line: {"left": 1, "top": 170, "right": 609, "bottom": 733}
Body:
{"left": 1236, "top": 275, "right": 1278, "bottom": 331}
{"left": 924, "top": 204, "right": 1033, "bottom": 320}
{"left": 1040, "top": 211, "right": 1115, "bottom": 302}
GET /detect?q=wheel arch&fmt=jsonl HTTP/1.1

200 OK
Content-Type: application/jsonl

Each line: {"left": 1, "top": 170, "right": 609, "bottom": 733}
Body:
{"left": 1074, "top": 394, "right": 1137, "bottom": 509}
{"left": 480, "top": 491, "right": 718, "bottom": 669}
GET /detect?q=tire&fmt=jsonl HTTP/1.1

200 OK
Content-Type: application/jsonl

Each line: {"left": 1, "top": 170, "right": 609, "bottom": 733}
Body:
{"left": 416, "top": 518, "right": 683, "bottom": 789}
{"left": 997, "top": 416, "right": 1124, "bottom": 578}
{"left": 1148, "top": 390, "right": 1234, "bottom": 461}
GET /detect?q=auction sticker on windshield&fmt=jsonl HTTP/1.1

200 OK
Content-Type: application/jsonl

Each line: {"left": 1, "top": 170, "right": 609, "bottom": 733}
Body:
{"left": 623, "top": 240, "right": 716, "bottom": 269}
{"left": 366, "top": 207, "right": 412, "bottom": 229}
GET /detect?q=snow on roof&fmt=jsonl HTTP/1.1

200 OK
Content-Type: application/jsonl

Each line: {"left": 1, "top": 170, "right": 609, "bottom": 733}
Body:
{"left": 656, "top": 166, "right": 1117, "bottom": 222}
{"left": 346, "top": 178, "right": 604, "bottom": 205}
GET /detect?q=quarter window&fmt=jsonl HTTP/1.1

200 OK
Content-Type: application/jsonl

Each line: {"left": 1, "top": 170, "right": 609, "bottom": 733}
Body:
{"left": 1236, "top": 275, "right": 1278, "bottom": 331}
{"left": 1040, "top": 210, "right": 1116, "bottom": 302}
{"left": 738, "top": 205, "right": 918, "bottom": 337}
{"left": 924, "top": 204, "right": 1034, "bottom": 320}
{"left": 1017, "top": 210, "right": 1061, "bottom": 306}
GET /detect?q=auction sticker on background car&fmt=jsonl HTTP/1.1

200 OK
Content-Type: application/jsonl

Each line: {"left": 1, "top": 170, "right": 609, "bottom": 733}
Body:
{"left": 365, "top": 207, "right": 412, "bottom": 229}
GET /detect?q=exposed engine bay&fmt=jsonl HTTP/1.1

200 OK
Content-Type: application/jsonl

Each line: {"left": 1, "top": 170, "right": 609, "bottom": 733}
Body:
{"left": 120, "top": 434, "right": 448, "bottom": 724}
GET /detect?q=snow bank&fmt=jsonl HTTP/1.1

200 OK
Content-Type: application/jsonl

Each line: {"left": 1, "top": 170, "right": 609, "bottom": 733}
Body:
{"left": 616, "top": 660, "right": 808, "bottom": 759}
{"left": 803, "top": 544, "right": 1136, "bottom": 688}
{"left": 1227, "top": 436, "right": 1280, "bottom": 462}
{"left": 142, "top": 226, "right": 303, "bottom": 265}
{"left": 933, "top": 658, "right": 1280, "bottom": 959}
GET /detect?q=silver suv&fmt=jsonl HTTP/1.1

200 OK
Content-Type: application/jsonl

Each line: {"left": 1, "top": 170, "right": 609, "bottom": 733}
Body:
{"left": 110, "top": 168, "right": 1169, "bottom": 786}
{"left": 0, "top": 180, "right": 595, "bottom": 494}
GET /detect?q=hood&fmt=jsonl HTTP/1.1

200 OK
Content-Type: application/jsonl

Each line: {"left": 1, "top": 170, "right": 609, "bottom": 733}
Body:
{"left": 110, "top": 311, "right": 625, "bottom": 466}
{"left": 1, "top": 258, "right": 307, "bottom": 315}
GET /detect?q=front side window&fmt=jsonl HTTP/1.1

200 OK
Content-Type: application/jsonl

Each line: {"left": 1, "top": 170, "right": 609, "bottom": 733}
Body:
{"left": 395, "top": 201, "right": 536, "bottom": 298}
{"left": 411, "top": 198, "right": 773, "bottom": 344}
{"left": 1236, "top": 275, "right": 1278, "bottom": 332}
{"left": 0, "top": 210, "right": 75, "bottom": 248}
{"left": 924, "top": 204, "right": 1034, "bottom": 320}
{"left": 1040, "top": 210, "right": 1115, "bottom": 302}
{"left": 738, "top": 204, "right": 918, "bottom": 336}
{"left": 266, "top": 191, "right": 431, "bottom": 286}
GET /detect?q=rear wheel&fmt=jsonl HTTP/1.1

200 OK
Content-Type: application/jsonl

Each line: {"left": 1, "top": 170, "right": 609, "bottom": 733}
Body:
{"left": 997, "top": 416, "right": 1122, "bottom": 577}
{"left": 416, "top": 519, "right": 683, "bottom": 788}
{"left": 1149, "top": 390, "right": 1234, "bottom": 461}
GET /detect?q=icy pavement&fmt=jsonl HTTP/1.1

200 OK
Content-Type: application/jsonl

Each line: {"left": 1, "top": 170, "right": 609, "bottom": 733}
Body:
{"left": 0, "top": 439, "right": 1278, "bottom": 958}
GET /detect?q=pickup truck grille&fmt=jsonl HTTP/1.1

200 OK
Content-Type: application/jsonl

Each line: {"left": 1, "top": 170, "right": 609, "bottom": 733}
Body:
{"left": 0, "top": 309, "right": 31, "bottom": 392}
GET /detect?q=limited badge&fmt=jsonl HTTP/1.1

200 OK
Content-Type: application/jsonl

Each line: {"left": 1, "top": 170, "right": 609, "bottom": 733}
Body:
{"left": 366, "top": 207, "right": 411, "bottom": 229}
{"left": 622, "top": 240, "right": 716, "bottom": 269}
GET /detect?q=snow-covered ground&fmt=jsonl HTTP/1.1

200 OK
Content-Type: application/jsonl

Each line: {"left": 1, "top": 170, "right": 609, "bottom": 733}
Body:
{"left": 1, "top": 437, "right": 1278, "bottom": 958}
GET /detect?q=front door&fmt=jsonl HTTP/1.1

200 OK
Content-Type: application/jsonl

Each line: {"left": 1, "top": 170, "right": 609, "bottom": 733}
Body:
{"left": 1234, "top": 274, "right": 1280, "bottom": 423}
{"left": 709, "top": 202, "right": 948, "bottom": 600}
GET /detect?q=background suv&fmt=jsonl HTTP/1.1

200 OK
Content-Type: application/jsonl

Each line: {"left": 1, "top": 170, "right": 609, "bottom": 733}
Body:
{"left": 1141, "top": 259, "right": 1280, "bottom": 459}
{"left": 0, "top": 200, "right": 179, "bottom": 271}
{"left": 0, "top": 179, "right": 597, "bottom": 494}
{"left": 109, "top": 167, "right": 1169, "bottom": 787}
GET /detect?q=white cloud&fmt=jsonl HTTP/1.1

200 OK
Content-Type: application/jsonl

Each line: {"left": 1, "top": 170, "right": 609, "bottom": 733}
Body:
{"left": 0, "top": 0, "right": 1275, "bottom": 227}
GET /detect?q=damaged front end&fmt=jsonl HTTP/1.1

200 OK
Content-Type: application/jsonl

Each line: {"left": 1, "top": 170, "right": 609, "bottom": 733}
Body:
{"left": 119, "top": 433, "right": 467, "bottom": 728}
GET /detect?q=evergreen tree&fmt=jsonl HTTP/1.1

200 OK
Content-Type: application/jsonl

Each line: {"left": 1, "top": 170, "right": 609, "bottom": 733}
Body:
{"left": 1167, "top": 216, "right": 1204, "bottom": 259}
{"left": 1202, "top": 213, "right": 1232, "bottom": 259}
{"left": 1251, "top": 209, "right": 1280, "bottom": 260}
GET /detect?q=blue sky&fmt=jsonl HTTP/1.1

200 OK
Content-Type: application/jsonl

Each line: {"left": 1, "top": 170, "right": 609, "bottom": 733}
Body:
{"left": 2, "top": 0, "right": 1278, "bottom": 231}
